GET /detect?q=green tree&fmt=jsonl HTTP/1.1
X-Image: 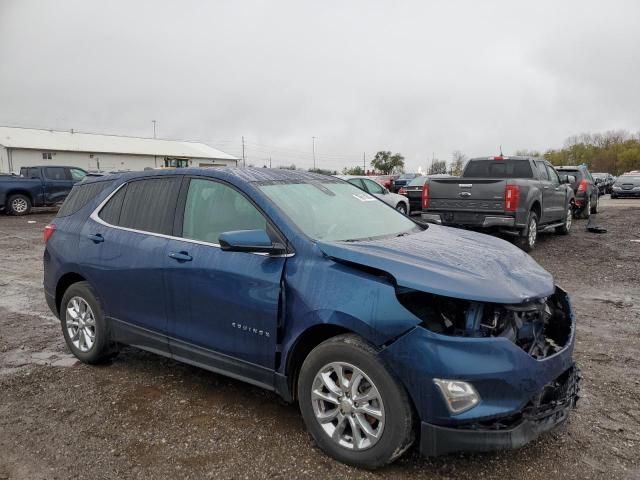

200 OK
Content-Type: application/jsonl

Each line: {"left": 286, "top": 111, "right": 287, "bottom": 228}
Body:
{"left": 309, "top": 168, "right": 337, "bottom": 175}
{"left": 342, "top": 166, "right": 365, "bottom": 175}
{"left": 370, "top": 151, "right": 405, "bottom": 174}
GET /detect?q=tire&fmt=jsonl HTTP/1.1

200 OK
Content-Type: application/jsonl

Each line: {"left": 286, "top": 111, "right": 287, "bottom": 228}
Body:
{"left": 297, "top": 334, "right": 414, "bottom": 469}
{"left": 6, "top": 194, "right": 32, "bottom": 216}
{"left": 611, "top": 193, "right": 618, "bottom": 199}
{"left": 395, "top": 202, "right": 407, "bottom": 215}
{"left": 591, "top": 194, "right": 599, "bottom": 214}
{"left": 556, "top": 205, "right": 572, "bottom": 235}
{"left": 517, "top": 211, "right": 538, "bottom": 252}
{"left": 60, "top": 281, "right": 116, "bottom": 364}
{"left": 580, "top": 197, "right": 591, "bottom": 219}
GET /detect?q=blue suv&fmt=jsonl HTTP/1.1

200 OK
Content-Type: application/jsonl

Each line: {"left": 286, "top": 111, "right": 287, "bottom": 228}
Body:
{"left": 43, "top": 168, "right": 579, "bottom": 469}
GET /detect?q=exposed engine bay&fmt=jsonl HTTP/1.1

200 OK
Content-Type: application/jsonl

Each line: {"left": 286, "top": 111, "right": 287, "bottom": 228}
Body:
{"left": 397, "top": 287, "right": 572, "bottom": 359}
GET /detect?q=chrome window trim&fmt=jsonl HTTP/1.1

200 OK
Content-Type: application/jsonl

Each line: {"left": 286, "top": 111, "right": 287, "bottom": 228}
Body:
{"left": 89, "top": 181, "right": 294, "bottom": 258}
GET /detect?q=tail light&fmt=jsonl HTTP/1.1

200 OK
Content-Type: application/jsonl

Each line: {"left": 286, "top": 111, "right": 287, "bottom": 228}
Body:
{"left": 504, "top": 185, "right": 520, "bottom": 212}
{"left": 43, "top": 224, "right": 56, "bottom": 243}
{"left": 577, "top": 179, "right": 588, "bottom": 192}
{"left": 398, "top": 187, "right": 407, "bottom": 195}
{"left": 422, "top": 183, "right": 429, "bottom": 209}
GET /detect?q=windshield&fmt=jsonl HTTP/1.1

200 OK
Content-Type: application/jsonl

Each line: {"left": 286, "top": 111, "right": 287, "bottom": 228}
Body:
{"left": 616, "top": 176, "right": 640, "bottom": 183}
{"left": 463, "top": 160, "right": 533, "bottom": 178}
{"left": 259, "top": 181, "right": 419, "bottom": 241}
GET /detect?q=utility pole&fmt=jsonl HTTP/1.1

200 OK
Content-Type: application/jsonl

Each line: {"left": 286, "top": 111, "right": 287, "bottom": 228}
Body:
{"left": 312, "top": 136, "right": 316, "bottom": 170}
{"left": 363, "top": 152, "right": 366, "bottom": 173}
{"left": 241, "top": 136, "right": 246, "bottom": 168}
{"left": 269, "top": 156, "right": 272, "bottom": 169}
{"left": 152, "top": 120, "right": 157, "bottom": 139}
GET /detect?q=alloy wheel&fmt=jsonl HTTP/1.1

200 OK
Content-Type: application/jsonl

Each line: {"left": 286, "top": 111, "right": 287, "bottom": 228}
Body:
{"left": 528, "top": 217, "right": 537, "bottom": 248}
{"left": 66, "top": 296, "right": 96, "bottom": 352}
{"left": 11, "top": 197, "right": 28, "bottom": 214}
{"left": 311, "top": 362, "right": 385, "bottom": 451}
{"left": 565, "top": 207, "right": 572, "bottom": 231}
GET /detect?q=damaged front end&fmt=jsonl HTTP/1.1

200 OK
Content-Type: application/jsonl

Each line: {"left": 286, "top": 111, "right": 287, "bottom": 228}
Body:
{"left": 397, "top": 286, "right": 573, "bottom": 360}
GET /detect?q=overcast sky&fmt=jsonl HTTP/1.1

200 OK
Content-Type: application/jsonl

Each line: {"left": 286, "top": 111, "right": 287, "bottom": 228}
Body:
{"left": 1, "top": 0, "right": 639, "bottom": 171}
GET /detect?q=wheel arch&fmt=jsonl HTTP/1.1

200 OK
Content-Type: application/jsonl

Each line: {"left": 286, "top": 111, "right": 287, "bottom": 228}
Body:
{"left": 529, "top": 200, "right": 541, "bottom": 220}
{"left": 283, "top": 323, "right": 353, "bottom": 401}
{"left": 6, "top": 189, "right": 34, "bottom": 204}
{"left": 55, "top": 272, "right": 88, "bottom": 315}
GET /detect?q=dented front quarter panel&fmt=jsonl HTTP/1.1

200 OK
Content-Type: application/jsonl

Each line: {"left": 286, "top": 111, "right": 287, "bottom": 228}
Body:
{"left": 380, "top": 286, "right": 577, "bottom": 426}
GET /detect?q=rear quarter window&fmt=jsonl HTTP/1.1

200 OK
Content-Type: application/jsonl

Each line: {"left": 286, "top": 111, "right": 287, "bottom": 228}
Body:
{"left": 57, "top": 181, "right": 113, "bottom": 217}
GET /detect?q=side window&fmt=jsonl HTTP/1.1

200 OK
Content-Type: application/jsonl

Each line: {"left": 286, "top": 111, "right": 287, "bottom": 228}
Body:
{"left": 70, "top": 168, "right": 87, "bottom": 181}
{"left": 535, "top": 162, "right": 549, "bottom": 181}
{"left": 98, "top": 184, "right": 128, "bottom": 225}
{"left": 44, "top": 167, "right": 68, "bottom": 180}
{"left": 182, "top": 178, "right": 267, "bottom": 244}
{"left": 362, "top": 178, "right": 384, "bottom": 194}
{"left": 546, "top": 165, "right": 560, "bottom": 185}
{"left": 347, "top": 178, "right": 365, "bottom": 190}
{"left": 57, "top": 181, "right": 113, "bottom": 217}
{"left": 118, "top": 177, "right": 182, "bottom": 234}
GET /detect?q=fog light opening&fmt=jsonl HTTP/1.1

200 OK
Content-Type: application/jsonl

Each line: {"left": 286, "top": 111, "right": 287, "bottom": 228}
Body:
{"left": 433, "top": 379, "right": 480, "bottom": 414}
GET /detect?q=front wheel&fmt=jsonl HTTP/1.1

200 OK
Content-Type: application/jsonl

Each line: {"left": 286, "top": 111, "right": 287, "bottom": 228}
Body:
{"left": 591, "top": 194, "right": 599, "bottom": 214}
{"left": 556, "top": 206, "right": 573, "bottom": 235}
{"left": 297, "top": 334, "right": 414, "bottom": 469}
{"left": 395, "top": 202, "right": 407, "bottom": 215}
{"left": 517, "top": 212, "right": 538, "bottom": 252}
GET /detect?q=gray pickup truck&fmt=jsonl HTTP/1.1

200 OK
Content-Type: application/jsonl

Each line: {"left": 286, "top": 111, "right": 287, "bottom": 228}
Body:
{"left": 421, "top": 156, "right": 575, "bottom": 251}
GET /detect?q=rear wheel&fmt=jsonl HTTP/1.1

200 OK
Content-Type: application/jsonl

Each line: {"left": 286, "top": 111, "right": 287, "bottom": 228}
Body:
{"left": 556, "top": 206, "right": 572, "bottom": 235}
{"left": 6, "top": 194, "right": 31, "bottom": 215}
{"left": 611, "top": 193, "right": 618, "bottom": 199}
{"left": 591, "top": 194, "right": 599, "bottom": 214}
{"left": 60, "top": 281, "right": 116, "bottom": 364}
{"left": 517, "top": 212, "right": 538, "bottom": 252}
{"left": 297, "top": 334, "right": 414, "bottom": 469}
{"left": 395, "top": 202, "right": 407, "bottom": 215}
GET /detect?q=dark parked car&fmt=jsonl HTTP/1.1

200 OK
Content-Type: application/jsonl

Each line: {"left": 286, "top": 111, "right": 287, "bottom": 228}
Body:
{"left": 44, "top": 168, "right": 579, "bottom": 468}
{"left": 392, "top": 173, "right": 420, "bottom": 193}
{"left": 421, "top": 156, "right": 575, "bottom": 251}
{"left": 611, "top": 174, "right": 640, "bottom": 198}
{"left": 555, "top": 165, "right": 600, "bottom": 218}
{"left": 400, "top": 175, "right": 427, "bottom": 213}
{"left": 592, "top": 172, "right": 614, "bottom": 194}
{"left": 0, "top": 165, "right": 87, "bottom": 215}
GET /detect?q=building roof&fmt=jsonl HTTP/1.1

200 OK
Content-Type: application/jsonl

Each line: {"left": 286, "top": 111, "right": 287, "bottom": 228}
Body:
{"left": 0, "top": 126, "right": 237, "bottom": 161}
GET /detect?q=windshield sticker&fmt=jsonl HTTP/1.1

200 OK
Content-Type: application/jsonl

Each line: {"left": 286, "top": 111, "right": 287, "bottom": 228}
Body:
{"left": 353, "top": 193, "right": 375, "bottom": 202}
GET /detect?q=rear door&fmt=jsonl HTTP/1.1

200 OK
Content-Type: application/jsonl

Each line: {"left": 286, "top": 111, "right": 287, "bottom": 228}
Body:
{"left": 164, "top": 177, "right": 286, "bottom": 377}
{"left": 533, "top": 160, "right": 557, "bottom": 222}
{"left": 80, "top": 176, "right": 182, "bottom": 351}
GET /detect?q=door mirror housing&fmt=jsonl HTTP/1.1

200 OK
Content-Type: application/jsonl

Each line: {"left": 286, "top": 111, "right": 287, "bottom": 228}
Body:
{"left": 219, "top": 229, "right": 286, "bottom": 255}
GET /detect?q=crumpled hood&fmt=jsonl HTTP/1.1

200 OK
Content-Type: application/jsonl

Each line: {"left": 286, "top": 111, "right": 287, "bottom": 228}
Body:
{"left": 317, "top": 225, "right": 554, "bottom": 304}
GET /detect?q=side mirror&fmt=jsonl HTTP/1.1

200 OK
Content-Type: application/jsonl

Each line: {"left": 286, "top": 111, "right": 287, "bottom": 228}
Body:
{"left": 383, "top": 188, "right": 389, "bottom": 195}
{"left": 567, "top": 175, "right": 576, "bottom": 184}
{"left": 219, "top": 229, "right": 286, "bottom": 255}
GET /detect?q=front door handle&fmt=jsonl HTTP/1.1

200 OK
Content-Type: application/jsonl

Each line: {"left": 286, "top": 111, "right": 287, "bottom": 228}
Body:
{"left": 168, "top": 251, "right": 192, "bottom": 262}
{"left": 87, "top": 233, "right": 104, "bottom": 243}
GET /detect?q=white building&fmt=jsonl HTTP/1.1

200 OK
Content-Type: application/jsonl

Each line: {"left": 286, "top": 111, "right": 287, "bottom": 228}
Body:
{"left": 0, "top": 126, "right": 238, "bottom": 173}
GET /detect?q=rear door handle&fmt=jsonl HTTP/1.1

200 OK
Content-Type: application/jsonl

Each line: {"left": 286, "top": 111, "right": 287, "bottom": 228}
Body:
{"left": 168, "top": 251, "right": 192, "bottom": 262}
{"left": 87, "top": 233, "right": 104, "bottom": 243}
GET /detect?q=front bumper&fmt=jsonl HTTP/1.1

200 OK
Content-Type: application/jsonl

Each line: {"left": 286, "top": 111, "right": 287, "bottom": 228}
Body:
{"left": 420, "top": 365, "right": 581, "bottom": 456}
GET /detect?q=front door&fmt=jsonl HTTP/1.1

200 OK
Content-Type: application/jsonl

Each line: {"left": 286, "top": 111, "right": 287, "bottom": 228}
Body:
{"left": 164, "top": 177, "right": 286, "bottom": 380}
{"left": 43, "top": 166, "right": 74, "bottom": 204}
{"left": 545, "top": 164, "right": 567, "bottom": 221}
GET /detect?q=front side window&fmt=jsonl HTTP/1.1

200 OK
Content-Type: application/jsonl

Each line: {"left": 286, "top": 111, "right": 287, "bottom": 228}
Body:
{"left": 259, "top": 181, "right": 418, "bottom": 242}
{"left": 116, "top": 177, "right": 182, "bottom": 234}
{"left": 70, "top": 168, "right": 87, "bottom": 180}
{"left": 182, "top": 178, "right": 267, "bottom": 244}
{"left": 362, "top": 178, "right": 384, "bottom": 194}
{"left": 546, "top": 165, "right": 561, "bottom": 185}
{"left": 44, "top": 167, "right": 67, "bottom": 180}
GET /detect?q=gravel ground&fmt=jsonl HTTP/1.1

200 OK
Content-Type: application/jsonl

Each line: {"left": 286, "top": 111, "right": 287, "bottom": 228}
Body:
{"left": 1, "top": 197, "right": 639, "bottom": 479}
